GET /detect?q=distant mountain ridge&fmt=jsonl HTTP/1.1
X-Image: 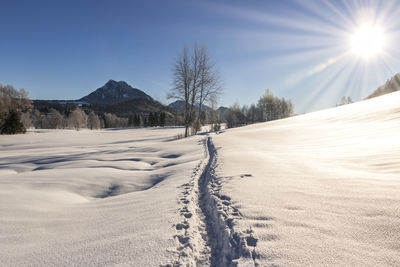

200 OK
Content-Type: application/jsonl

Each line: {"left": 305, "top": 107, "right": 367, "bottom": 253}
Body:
{"left": 33, "top": 80, "right": 174, "bottom": 117}
{"left": 168, "top": 100, "right": 227, "bottom": 122}
{"left": 91, "top": 98, "right": 170, "bottom": 117}
{"left": 79, "top": 80, "right": 152, "bottom": 105}
{"left": 168, "top": 100, "right": 212, "bottom": 112}
{"left": 33, "top": 80, "right": 225, "bottom": 121}
{"left": 367, "top": 73, "right": 400, "bottom": 99}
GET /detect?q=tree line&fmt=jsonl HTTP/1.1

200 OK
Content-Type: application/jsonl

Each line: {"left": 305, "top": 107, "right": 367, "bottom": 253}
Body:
{"left": 28, "top": 108, "right": 168, "bottom": 130}
{"left": 225, "top": 89, "right": 294, "bottom": 128}
{"left": 0, "top": 83, "right": 168, "bottom": 134}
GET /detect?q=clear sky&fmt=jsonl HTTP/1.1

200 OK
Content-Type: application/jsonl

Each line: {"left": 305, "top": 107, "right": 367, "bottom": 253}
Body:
{"left": 1, "top": 0, "right": 400, "bottom": 112}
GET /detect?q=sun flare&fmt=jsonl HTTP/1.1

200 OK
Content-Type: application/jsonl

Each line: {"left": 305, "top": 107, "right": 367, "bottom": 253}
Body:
{"left": 350, "top": 24, "right": 386, "bottom": 59}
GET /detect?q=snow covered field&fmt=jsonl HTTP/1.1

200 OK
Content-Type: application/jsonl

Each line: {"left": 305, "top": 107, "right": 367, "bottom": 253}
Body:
{"left": 1, "top": 91, "right": 400, "bottom": 266}
{"left": 0, "top": 127, "right": 205, "bottom": 266}
{"left": 212, "top": 91, "right": 400, "bottom": 266}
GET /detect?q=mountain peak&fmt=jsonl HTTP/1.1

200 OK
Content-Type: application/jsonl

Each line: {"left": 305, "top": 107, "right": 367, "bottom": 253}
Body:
{"left": 106, "top": 79, "right": 117, "bottom": 85}
{"left": 106, "top": 79, "right": 126, "bottom": 85}
{"left": 80, "top": 80, "right": 153, "bottom": 105}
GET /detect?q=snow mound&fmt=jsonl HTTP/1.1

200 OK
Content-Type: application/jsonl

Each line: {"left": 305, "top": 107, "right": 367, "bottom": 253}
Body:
{"left": 0, "top": 128, "right": 204, "bottom": 266}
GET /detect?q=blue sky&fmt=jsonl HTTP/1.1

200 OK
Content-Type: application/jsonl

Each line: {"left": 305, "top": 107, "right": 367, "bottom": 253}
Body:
{"left": 1, "top": 0, "right": 400, "bottom": 112}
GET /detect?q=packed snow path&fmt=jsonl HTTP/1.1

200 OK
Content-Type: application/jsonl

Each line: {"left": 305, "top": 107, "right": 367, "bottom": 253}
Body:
{"left": 168, "top": 136, "right": 257, "bottom": 266}
{"left": 198, "top": 137, "right": 258, "bottom": 266}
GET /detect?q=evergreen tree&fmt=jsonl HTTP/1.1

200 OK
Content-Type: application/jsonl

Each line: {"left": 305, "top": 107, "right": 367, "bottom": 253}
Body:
{"left": 128, "top": 115, "right": 134, "bottom": 126}
{"left": 153, "top": 112, "right": 159, "bottom": 126}
{"left": 159, "top": 112, "right": 166, "bottom": 127}
{"left": 134, "top": 114, "right": 141, "bottom": 126}
{"left": 148, "top": 112, "right": 154, "bottom": 126}
{"left": 1, "top": 110, "right": 26, "bottom": 134}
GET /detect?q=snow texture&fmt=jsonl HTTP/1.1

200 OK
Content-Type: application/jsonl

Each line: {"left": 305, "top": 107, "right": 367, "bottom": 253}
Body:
{"left": 0, "top": 127, "right": 204, "bottom": 266}
{"left": 2, "top": 90, "right": 400, "bottom": 266}
{"left": 212, "top": 91, "right": 400, "bottom": 266}
{"left": 165, "top": 136, "right": 254, "bottom": 266}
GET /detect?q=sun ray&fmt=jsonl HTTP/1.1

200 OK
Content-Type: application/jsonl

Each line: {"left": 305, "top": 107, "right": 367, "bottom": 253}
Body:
{"left": 304, "top": 63, "right": 350, "bottom": 110}
{"left": 342, "top": 60, "right": 362, "bottom": 98}
{"left": 294, "top": 52, "right": 354, "bottom": 111}
{"left": 208, "top": 0, "right": 400, "bottom": 111}
{"left": 295, "top": 0, "right": 354, "bottom": 32}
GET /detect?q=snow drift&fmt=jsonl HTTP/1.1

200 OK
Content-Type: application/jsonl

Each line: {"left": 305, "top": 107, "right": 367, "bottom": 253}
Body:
{"left": 0, "top": 128, "right": 204, "bottom": 266}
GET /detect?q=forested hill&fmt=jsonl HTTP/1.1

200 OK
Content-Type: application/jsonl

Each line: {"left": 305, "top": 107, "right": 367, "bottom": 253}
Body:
{"left": 366, "top": 73, "right": 400, "bottom": 99}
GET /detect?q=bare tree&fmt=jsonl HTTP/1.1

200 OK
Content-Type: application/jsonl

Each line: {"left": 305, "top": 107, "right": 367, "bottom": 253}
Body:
{"left": 195, "top": 45, "right": 221, "bottom": 132}
{"left": 226, "top": 102, "right": 246, "bottom": 128}
{"left": 257, "top": 89, "right": 293, "bottom": 121}
{"left": 68, "top": 108, "right": 88, "bottom": 130}
{"left": 168, "top": 45, "right": 222, "bottom": 137}
{"left": 339, "top": 96, "right": 353, "bottom": 106}
{"left": 245, "top": 104, "right": 263, "bottom": 123}
{"left": 87, "top": 111, "right": 100, "bottom": 130}
{"left": 48, "top": 108, "right": 64, "bottom": 129}
{"left": 20, "top": 112, "right": 32, "bottom": 129}
{"left": 31, "top": 109, "right": 42, "bottom": 128}
{"left": 168, "top": 45, "right": 194, "bottom": 137}
{"left": 102, "top": 112, "right": 128, "bottom": 128}
{"left": 0, "top": 84, "right": 32, "bottom": 121}
{"left": 208, "top": 94, "right": 220, "bottom": 132}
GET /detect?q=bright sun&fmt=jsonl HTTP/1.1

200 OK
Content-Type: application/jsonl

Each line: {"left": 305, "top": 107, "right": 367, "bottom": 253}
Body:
{"left": 350, "top": 24, "right": 386, "bottom": 59}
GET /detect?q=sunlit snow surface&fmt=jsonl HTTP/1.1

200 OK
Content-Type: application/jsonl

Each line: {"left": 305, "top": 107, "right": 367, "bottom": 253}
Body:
{"left": 2, "top": 91, "right": 400, "bottom": 266}
{"left": 0, "top": 127, "right": 203, "bottom": 266}
{"left": 212, "top": 91, "right": 400, "bottom": 266}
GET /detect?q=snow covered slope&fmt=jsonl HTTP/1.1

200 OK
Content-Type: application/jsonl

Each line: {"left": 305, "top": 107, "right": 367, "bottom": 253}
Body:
{"left": 0, "top": 128, "right": 203, "bottom": 266}
{"left": 2, "top": 90, "right": 400, "bottom": 266}
{"left": 212, "top": 91, "right": 400, "bottom": 266}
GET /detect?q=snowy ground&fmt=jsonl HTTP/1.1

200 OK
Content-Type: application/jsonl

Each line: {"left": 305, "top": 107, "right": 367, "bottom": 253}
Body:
{"left": 0, "top": 127, "right": 205, "bottom": 266}
{"left": 212, "top": 91, "right": 400, "bottom": 266}
{"left": 2, "top": 92, "right": 400, "bottom": 266}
